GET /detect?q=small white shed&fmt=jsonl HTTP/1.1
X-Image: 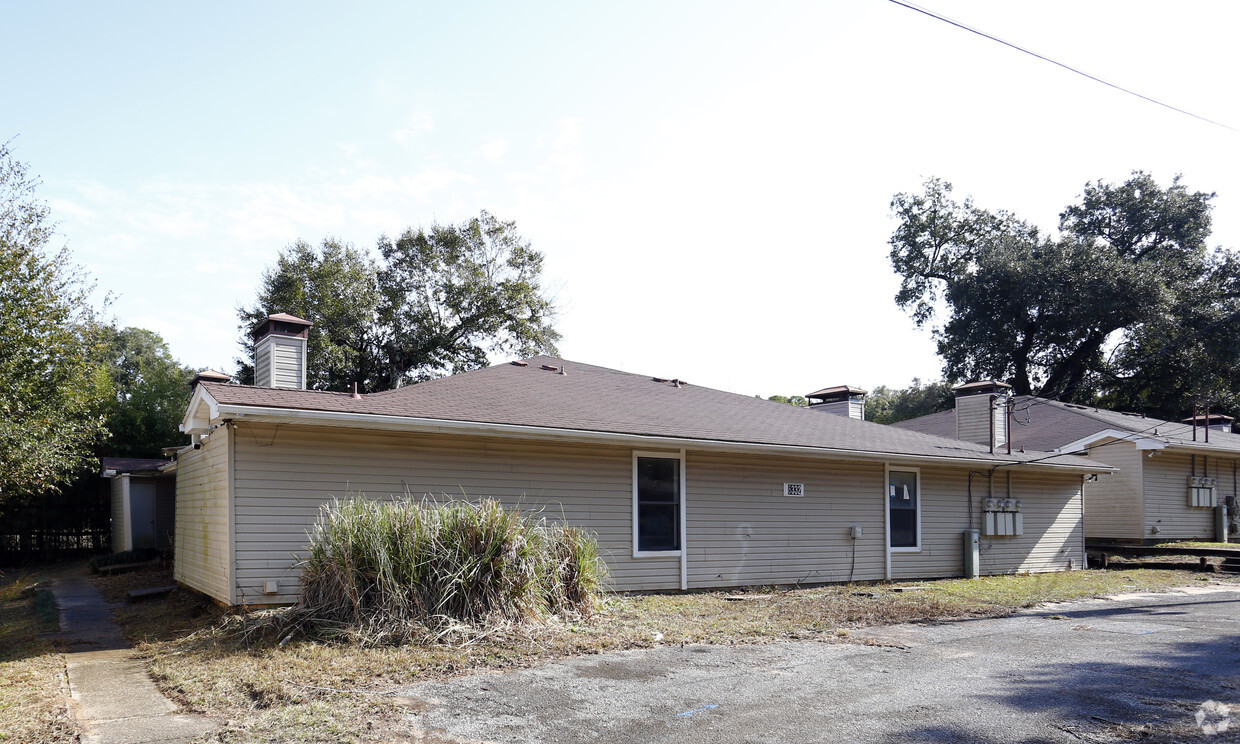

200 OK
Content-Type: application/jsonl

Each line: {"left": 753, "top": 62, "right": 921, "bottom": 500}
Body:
{"left": 101, "top": 458, "right": 176, "bottom": 553}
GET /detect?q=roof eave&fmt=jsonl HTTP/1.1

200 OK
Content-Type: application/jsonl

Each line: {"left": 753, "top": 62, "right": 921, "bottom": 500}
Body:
{"left": 213, "top": 403, "right": 1109, "bottom": 473}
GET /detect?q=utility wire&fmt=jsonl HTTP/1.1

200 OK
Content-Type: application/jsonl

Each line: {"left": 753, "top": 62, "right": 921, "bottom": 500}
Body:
{"left": 888, "top": 0, "right": 1238, "bottom": 133}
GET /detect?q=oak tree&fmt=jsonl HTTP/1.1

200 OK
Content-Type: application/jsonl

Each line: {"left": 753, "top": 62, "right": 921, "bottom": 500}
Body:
{"left": 889, "top": 173, "right": 1240, "bottom": 418}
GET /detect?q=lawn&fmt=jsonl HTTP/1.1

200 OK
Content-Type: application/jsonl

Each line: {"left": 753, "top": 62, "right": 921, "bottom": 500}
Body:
{"left": 0, "top": 566, "right": 77, "bottom": 744}
{"left": 87, "top": 565, "right": 1234, "bottom": 744}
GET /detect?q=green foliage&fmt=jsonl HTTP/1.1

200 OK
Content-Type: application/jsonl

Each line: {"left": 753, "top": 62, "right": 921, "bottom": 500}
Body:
{"left": 376, "top": 211, "right": 560, "bottom": 386}
{"left": 237, "top": 211, "right": 559, "bottom": 392}
{"left": 237, "top": 238, "right": 380, "bottom": 390}
{"left": 98, "top": 326, "right": 194, "bottom": 457}
{"left": 865, "top": 379, "right": 954, "bottom": 424}
{"left": 767, "top": 395, "right": 808, "bottom": 407}
{"left": 294, "top": 497, "right": 605, "bottom": 645}
{"left": 0, "top": 143, "right": 110, "bottom": 504}
{"left": 889, "top": 173, "right": 1239, "bottom": 417}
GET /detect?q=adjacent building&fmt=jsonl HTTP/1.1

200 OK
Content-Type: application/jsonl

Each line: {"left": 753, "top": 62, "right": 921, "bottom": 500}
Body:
{"left": 893, "top": 383, "right": 1239, "bottom": 543}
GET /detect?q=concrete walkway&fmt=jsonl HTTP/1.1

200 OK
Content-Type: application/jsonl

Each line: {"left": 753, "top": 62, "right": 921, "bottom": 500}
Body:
{"left": 52, "top": 573, "right": 218, "bottom": 744}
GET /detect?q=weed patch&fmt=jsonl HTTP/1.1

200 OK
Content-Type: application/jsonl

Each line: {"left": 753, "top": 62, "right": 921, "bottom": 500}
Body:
{"left": 273, "top": 497, "right": 606, "bottom": 645}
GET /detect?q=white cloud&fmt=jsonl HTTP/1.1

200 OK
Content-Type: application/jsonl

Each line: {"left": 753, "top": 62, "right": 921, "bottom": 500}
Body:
{"left": 480, "top": 138, "right": 509, "bottom": 161}
{"left": 392, "top": 112, "right": 435, "bottom": 146}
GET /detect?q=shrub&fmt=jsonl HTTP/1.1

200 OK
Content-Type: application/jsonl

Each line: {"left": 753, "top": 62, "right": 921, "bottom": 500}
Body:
{"left": 293, "top": 497, "right": 606, "bottom": 644}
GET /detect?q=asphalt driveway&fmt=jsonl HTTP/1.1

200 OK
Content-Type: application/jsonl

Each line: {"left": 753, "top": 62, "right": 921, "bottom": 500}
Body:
{"left": 401, "top": 586, "right": 1240, "bottom": 743}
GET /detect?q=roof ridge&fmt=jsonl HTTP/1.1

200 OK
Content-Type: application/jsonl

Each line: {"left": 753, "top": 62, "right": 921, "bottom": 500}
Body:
{"left": 200, "top": 381, "right": 359, "bottom": 398}
{"left": 366, "top": 355, "right": 571, "bottom": 397}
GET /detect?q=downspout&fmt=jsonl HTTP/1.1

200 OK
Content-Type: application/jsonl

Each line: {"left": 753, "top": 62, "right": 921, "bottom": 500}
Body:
{"left": 884, "top": 466, "right": 892, "bottom": 580}
{"left": 679, "top": 448, "right": 687, "bottom": 591}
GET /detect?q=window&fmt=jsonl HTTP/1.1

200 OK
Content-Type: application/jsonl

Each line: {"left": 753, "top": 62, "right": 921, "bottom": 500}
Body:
{"left": 634, "top": 454, "right": 681, "bottom": 554}
{"left": 888, "top": 469, "right": 919, "bottom": 550}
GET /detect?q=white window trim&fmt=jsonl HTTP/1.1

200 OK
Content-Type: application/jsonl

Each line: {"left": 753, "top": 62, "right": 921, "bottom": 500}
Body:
{"left": 632, "top": 449, "right": 686, "bottom": 559}
{"left": 885, "top": 464, "right": 922, "bottom": 554}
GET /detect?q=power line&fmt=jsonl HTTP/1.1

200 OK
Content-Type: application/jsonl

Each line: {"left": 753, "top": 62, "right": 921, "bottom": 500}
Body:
{"left": 888, "top": 0, "right": 1238, "bottom": 133}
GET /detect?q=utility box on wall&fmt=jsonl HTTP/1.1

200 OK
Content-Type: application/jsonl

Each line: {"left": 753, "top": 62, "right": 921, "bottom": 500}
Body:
{"left": 1190, "top": 477, "right": 1218, "bottom": 508}
{"left": 982, "top": 498, "right": 1023, "bottom": 536}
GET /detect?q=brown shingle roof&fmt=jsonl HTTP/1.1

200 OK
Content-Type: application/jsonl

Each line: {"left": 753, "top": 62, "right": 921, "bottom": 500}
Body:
{"left": 892, "top": 395, "right": 1240, "bottom": 453}
{"left": 199, "top": 357, "right": 1098, "bottom": 468}
{"left": 101, "top": 457, "right": 172, "bottom": 474}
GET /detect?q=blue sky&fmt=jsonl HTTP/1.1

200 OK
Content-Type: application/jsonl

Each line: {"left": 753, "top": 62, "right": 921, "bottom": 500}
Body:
{"left": 5, "top": 1, "right": 1240, "bottom": 397}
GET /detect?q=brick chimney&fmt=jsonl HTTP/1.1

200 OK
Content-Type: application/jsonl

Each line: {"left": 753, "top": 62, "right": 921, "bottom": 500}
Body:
{"left": 251, "top": 313, "right": 313, "bottom": 389}
{"left": 953, "top": 380, "right": 1011, "bottom": 452}
{"left": 806, "top": 385, "right": 867, "bottom": 420}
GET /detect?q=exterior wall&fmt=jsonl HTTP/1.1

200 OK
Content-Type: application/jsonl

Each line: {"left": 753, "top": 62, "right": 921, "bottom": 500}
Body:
{"left": 230, "top": 423, "right": 677, "bottom": 604}
{"left": 1222, "top": 457, "right": 1240, "bottom": 539}
{"left": 110, "top": 476, "right": 128, "bottom": 553}
{"left": 1082, "top": 439, "right": 1144, "bottom": 540}
{"left": 174, "top": 429, "right": 233, "bottom": 604}
{"left": 155, "top": 476, "right": 176, "bottom": 550}
{"left": 685, "top": 452, "right": 887, "bottom": 587}
{"left": 221, "top": 422, "right": 1087, "bottom": 605}
{"left": 890, "top": 467, "right": 1083, "bottom": 579}
{"left": 1144, "top": 451, "right": 1217, "bottom": 540}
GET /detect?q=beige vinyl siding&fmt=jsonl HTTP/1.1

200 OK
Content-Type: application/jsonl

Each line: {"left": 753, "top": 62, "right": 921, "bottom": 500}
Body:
{"left": 1082, "top": 439, "right": 1144, "bottom": 540}
{"left": 955, "top": 394, "right": 1003, "bottom": 448}
{"left": 155, "top": 476, "right": 176, "bottom": 550}
{"left": 230, "top": 423, "right": 679, "bottom": 604}
{"left": 684, "top": 452, "right": 886, "bottom": 587}
{"left": 270, "top": 338, "right": 303, "bottom": 388}
{"left": 110, "top": 477, "right": 128, "bottom": 553}
{"left": 254, "top": 341, "right": 271, "bottom": 388}
{"left": 890, "top": 467, "right": 1083, "bottom": 579}
{"left": 982, "top": 471, "right": 1084, "bottom": 573}
{"left": 1222, "top": 457, "right": 1240, "bottom": 537}
{"left": 174, "top": 429, "right": 232, "bottom": 604}
{"left": 1144, "top": 451, "right": 1217, "bottom": 540}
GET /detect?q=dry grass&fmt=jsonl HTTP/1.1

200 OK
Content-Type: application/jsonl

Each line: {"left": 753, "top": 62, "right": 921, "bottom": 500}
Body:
{"left": 92, "top": 567, "right": 1234, "bottom": 744}
{"left": 1157, "top": 540, "right": 1238, "bottom": 550}
{"left": 0, "top": 569, "right": 75, "bottom": 744}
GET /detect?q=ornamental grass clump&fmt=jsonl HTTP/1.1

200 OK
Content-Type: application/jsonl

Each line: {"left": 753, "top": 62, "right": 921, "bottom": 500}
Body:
{"left": 293, "top": 497, "right": 606, "bottom": 644}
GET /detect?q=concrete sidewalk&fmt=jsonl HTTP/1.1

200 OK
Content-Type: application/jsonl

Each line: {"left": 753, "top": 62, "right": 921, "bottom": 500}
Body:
{"left": 52, "top": 573, "right": 218, "bottom": 744}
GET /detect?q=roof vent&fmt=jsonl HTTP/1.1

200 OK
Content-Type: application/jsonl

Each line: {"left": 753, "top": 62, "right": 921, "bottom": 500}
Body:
{"left": 806, "top": 385, "right": 866, "bottom": 420}
{"left": 189, "top": 369, "right": 232, "bottom": 388}
{"left": 1182, "top": 412, "right": 1234, "bottom": 437}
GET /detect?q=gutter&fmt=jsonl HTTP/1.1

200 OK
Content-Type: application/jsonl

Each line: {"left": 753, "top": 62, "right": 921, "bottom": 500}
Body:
{"left": 215, "top": 403, "right": 1111, "bottom": 474}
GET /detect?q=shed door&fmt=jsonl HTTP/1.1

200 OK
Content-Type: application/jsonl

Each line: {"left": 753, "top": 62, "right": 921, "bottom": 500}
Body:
{"left": 130, "top": 481, "right": 157, "bottom": 550}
